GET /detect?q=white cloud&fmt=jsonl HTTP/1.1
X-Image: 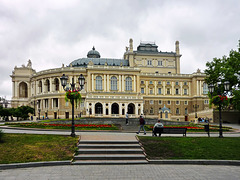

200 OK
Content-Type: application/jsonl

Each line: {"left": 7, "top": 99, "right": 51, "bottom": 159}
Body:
{"left": 0, "top": 0, "right": 240, "bottom": 99}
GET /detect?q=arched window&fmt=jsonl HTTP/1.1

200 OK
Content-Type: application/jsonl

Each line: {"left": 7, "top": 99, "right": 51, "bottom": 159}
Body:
{"left": 96, "top": 76, "right": 102, "bottom": 90}
{"left": 111, "top": 76, "right": 117, "bottom": 90}
{"left": 203, "top": 83, "right": 209, "bottom": 94}
{"left": 54, "top": 78, "right": 59, "bottom": 91}
{"left": 176, "top": 108, "right": 180, "bottom": 115}
{"left": 45, "top": 79, "right": 50, "bottom": 92}
{"left": 125, "top": 77, "right": 132, "bottom": 91}
{"left": 19, "top": 82, "right": 28, "bottom": 98}
{"left": 38, "top": 81, "right": 42, "bottom": 93}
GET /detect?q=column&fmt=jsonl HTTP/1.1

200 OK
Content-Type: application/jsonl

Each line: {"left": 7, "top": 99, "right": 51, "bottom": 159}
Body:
{"left": 197, "top": 81, "right": 199, "bottom": 95}
{"left": 92, "top": 74, "right": 94, "bottom": 91}
{"left": 119, "top": 75, "right": 121, "bottom": 92}
{"left": 49, "top": 78, "right": 52, "bottom": 92}
{"left": 104, "top": 74, "right": 106, "bottom": 92}
{"left": 92, "top": 102, "right": 95, "bottom": 115}
{"left": 86, "top": 102, "right": 89, "bottom": 115}
{"left": 125, "top": 103, "right": 128, "bottom": 114}
{"left": 163, "top": 81, "right": 166, "bottom": 95}
{"left": 12, "top": 82, "right": 15, "bottom": 97}
{"left": 134, "top": 75, "right": 136, "bottom": 92}
{"left": 146, "top": 81, "right": 148, "bottom": 95}
{"left": 103, "top": 103, "right": 106, "bottom": 115}
{"left": 199, "top": 80, "right": 202, "bottom": 96}
{"left": 109, "top": 103, "right": 112, "bottom": 116}
{"left": 154, "top": 81, "right": 157, "bottom": 95}
{"left": 189, "top": 82, "right": 191, "bottom": 96}
{"left": 122, "top": 75, "right": 125, "bottom": 91}
{"left": 135, "top": 103, "right": 138, "bottom": 116}
{"left": 107, "top": 75, "right": 109, "bottom": 91}
{"left": 172, "top": 82, "right": 174, "bottom": 95}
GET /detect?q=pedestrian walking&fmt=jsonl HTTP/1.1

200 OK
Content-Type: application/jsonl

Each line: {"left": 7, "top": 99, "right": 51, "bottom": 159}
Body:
{"left": 126, "top": 112, "right": 129, "bottom": 125}
{"left": 136, "top": 114, "right": 146, "bottom": 135}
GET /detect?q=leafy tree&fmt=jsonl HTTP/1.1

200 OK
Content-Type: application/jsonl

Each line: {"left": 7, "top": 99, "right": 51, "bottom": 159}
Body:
{"left": 205, "top": 40, "right": 240, "bottom": 110}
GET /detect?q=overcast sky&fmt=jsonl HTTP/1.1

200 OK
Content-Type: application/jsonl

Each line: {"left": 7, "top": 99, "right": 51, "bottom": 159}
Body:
{"left": 0, "top": 0, "right": 239, "bottom": 100}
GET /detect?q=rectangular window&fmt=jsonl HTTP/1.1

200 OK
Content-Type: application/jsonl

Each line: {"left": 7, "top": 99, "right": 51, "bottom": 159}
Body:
{"left": 176, "top": 82, "right": 179, "bottom": 85}
{"left": 185, "top": 108, "right": 188, "bottom": 115}
{"left": 203, "top": 83, "right": 209, "bottom": 94}
{"left": 150, "top": 100, "right": 154, "bottom": 104}
{"left": 167, "top": 100, "right": 171, "bottom": 105}
{"left": 158, "top": 88, "right": 161, "bottom": 94}
{"left": 184, "top": 82, "right": 187, "bottom": 85}
{"left": 141, "top": 80, "right": 144, "bottom": 84}
{"left": 204, "top": 100, "right": 209, "bottom": 104}
{"left": 53, "top": 98, "right": 58, "bottom": 108}
{"left": 176, "top": 88, "right": 179, "bottom": 95}
{"left": 158, "top": 81, "right": 161, "bottom": 85}
{"left": 167, "top": 81, "right": 170, "bottom": 85}
{"left": 159, "top": 100, "right": 162, "bottom": 105}
{"left": 150, "top": 108, "right": 154, "bottom": 114}
{"left": 176, "top": 101, "right": 180, "bottom": 105}
{"left": 44, "top": 99, "right": 48, "bottom": 108}
{"left": 184, "top": 101, "right": 188, "bottom": 105}
{"left": 150, "top": 89, "right": 153, "bottom": 94}
{"left": 167, "top": 88, "right": 170, "bottom": 95}
{"left": 158, "top": 61, "right": 162, "bottom": 66}
{"left": 176, "top": 108, "right": 179, "bottom": 114}
{"left": 184, "top": 89, "right": 187, "bottom": 95}
{"left": 147, "top": 60, "right": 152, "bottom": 65}
{"left": 149, "top": 81, "right": 153, "bottom": 84}
{"left": 141, "top": 88, "right": 144, "bottom": 94}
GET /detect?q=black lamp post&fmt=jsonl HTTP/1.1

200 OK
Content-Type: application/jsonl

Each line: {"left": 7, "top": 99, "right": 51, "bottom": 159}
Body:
{"left": 193, "top": 104, "right": 199, "bottom": 118}
{"left": 208, "top": 81, "right": 230, "bottom": 138}
{"left": 60, "top": 74, "right": 85, "bottom": 137}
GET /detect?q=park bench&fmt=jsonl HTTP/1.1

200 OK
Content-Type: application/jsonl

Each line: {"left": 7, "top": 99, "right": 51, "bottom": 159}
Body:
{"left": 152, "top": 127, "right": 187, "bottom": 137}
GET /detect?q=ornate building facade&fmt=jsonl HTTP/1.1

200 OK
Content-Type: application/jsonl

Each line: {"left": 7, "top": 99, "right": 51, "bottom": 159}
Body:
{"left": 11, "top": 39, "right": 209, "bottom": 121}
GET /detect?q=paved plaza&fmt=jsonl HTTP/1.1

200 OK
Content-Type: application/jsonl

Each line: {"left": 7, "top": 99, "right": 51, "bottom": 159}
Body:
{"left": 0, "top": 164, "right": 240, "bottom": 180}
{"left": 0, "top": 123, "right": 240, "bottom": 179}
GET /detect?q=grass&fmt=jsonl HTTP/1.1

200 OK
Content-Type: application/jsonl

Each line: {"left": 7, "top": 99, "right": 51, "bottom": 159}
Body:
{"left": 0, "top": 134, "right": 78, "bottom": 164}
{"left": 138, "top": 136, "right": 240, "bottom": 160}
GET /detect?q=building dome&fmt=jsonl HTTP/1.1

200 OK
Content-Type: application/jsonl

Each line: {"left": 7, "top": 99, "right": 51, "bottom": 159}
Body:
{"left": 87, "top": 46, "right": 101, "bottom": 58}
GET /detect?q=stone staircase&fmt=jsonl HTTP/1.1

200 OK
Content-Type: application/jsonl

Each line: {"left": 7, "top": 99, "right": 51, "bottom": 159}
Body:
{"left": 72, "top": 140, "right": 148, "bottom": 165}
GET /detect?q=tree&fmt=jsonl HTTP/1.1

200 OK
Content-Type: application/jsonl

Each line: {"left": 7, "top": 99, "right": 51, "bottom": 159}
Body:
{"left": 205, "top": 40, "right": 240, "bottom": 110}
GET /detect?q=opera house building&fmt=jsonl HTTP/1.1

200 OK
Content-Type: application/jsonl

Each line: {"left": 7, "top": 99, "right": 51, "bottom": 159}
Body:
{"left": 11, "top": 39, "right": 210, "bottom": 121}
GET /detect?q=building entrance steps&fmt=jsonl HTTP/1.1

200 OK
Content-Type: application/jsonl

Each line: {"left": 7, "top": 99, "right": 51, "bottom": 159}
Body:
{"left": 72, "top": 134, "right": 148, "bottom": 165}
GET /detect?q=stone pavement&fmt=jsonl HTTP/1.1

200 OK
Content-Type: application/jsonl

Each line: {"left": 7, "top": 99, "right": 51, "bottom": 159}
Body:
{"left": 0, "top": 164, "right": 240, "bottom": 180}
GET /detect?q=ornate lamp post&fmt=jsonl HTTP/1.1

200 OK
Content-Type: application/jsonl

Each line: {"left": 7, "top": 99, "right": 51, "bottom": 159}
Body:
{"left": 193, "top": 104, "right": 199, "bottom": 118}
{"left": 60, "top": 74, "right": 85, "bottom": 137}
{"left": 208, "top": 81, "right": 230, "bottom": 138}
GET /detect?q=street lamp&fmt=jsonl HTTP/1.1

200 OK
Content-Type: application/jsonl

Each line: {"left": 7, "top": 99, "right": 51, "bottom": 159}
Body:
{"left": 193, "top": 104, "right": 199, "bottom": 118}
{"left": 208, "top": 81, "right": 230, "bottom": 138}
{"left": 60, "top": 74, "right": 85, "bottom": 137}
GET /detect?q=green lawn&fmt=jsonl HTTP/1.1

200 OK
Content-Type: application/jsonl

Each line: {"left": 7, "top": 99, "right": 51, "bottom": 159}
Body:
{"left": 0, "top": 134, "right": 78, "bottom": 164}
{"left": 138, "top": 136, "right": 240, "bottom": 160}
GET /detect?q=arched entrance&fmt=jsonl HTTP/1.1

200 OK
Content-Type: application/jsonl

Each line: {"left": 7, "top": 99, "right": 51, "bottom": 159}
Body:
{"left": 95, "top": 103, "right": 103, "bottom": 114}
{"left": 19, "top": 82, "right": 28, "bottom": 98}
{"left": 128, "top": 103, "right": 135, "bottom": 114}
{"left": 111, "top": 103, "right": 119, "bottom": 114}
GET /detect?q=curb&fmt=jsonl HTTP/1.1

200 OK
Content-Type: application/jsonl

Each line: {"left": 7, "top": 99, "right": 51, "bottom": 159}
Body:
{"left": 148, "top": 160, "right": 240, "bottom": 166}
{"left": 1, "top": 160, "right": 240, "bottom": 169}
{"left": 0, "top": 161, "right": 71, "bottom": 170}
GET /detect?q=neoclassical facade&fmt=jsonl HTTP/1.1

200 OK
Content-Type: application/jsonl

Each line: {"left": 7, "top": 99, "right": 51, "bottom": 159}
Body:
{"left": 11, "top": 39, "right": 209, "bottom": 121}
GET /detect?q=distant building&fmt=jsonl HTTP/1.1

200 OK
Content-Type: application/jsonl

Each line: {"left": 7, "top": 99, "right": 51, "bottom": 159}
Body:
{"left": 0, "top": 97, "right": 11, "bottom": 108}
{"left": 10, "top": 39, "right": 209, "bottom": 121}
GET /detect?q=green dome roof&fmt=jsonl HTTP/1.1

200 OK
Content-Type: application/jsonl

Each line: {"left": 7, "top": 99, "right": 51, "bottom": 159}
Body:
{"left": 87, "top": 46, "right": 101, "bottom": 58}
